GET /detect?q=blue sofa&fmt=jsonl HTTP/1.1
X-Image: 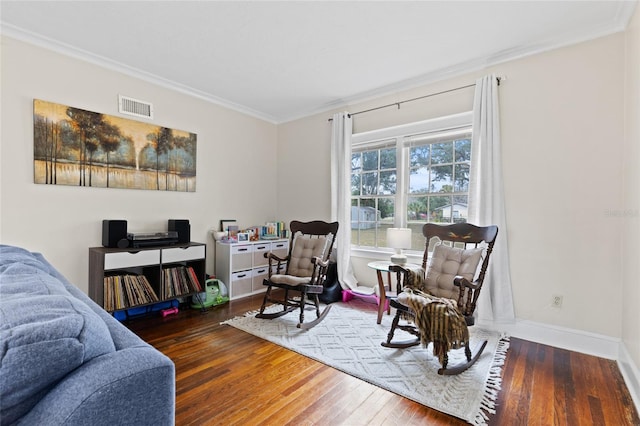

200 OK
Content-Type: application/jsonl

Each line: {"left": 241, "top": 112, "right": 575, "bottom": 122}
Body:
{"left": 0, "top": 245, "right": 175, "bottom": 425}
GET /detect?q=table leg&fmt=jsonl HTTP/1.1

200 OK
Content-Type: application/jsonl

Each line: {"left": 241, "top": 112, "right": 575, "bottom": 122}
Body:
{"left": 376, "top": 270, "right": 385, "bottom": 324}
{"left": 386, "top": 270, "right": 392, "bottom": 314}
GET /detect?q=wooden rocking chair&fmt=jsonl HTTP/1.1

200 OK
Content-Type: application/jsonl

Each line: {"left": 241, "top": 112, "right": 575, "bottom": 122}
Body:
{"left": 256, "top": 220, "right": 338, "bottom": 329}
{"left": 382, "top": 222, "right": 498, "bottom": 375}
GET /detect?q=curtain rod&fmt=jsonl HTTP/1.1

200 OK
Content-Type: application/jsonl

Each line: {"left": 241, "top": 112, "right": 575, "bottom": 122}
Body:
{"left": 328, "top": 76, "right": 502, "bottom": 122}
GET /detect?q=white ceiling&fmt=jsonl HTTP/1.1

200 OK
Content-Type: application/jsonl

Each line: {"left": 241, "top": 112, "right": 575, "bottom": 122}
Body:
{"left": 1, "top": 1, "right": 637, "bottom": 123}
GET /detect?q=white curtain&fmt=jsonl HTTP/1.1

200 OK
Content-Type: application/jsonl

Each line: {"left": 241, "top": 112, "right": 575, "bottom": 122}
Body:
{"left": 468, "top": 74, "right": 516, "bottom": 324}
{"left": 330, "top": 112, "right": 358, "bottom": 290}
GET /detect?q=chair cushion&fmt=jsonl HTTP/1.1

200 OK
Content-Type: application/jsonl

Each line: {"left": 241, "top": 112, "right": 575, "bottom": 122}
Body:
{"left": 287, "top": 234, "right": 328, "bottom": 277}
{"left": 424, "top": 243, "right": 483, "bottom": 300}
{"left": 269, "top": 274, "right": 312, "bottom": 286}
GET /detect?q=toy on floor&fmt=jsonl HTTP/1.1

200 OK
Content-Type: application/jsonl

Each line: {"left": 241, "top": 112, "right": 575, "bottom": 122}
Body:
{"left": 191, "top": 278, "right": 229, "bottom": 309}
{"left": 161, "top": 307, "right": 179, "bottom": 317}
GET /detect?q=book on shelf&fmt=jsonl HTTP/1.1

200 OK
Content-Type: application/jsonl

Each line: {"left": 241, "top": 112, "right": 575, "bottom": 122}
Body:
{"left": 103, "top": 274, "right": 159, "bottom": 311}
{"left": 262, "top": 221, "right": 285, "bottom": 238}
{"left": 103, "top": 267, "right": 202, "bottom": 311}
{"left": 160, "top": 266, "right": 203, "bottom": 300}
{"left": 186, "top": 267, "right": 203, "bottom": 292}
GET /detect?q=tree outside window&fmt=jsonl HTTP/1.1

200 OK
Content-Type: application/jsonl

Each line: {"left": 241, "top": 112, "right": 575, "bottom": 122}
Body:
{"left": 351, "top": 126, "right": 471, "bottom": 251}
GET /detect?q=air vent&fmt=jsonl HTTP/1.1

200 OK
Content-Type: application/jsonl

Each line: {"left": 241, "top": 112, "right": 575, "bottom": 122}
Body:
{"left": 118, "top": 95, "right": 154, "bottom": 119}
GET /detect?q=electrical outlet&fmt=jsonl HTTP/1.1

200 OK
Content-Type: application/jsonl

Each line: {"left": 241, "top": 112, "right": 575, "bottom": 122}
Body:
{"left": 552, "top": 294, "right": 563, "bottom": 308}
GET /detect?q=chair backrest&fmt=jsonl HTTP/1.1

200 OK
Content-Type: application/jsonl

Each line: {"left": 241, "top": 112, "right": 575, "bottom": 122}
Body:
{"left": 285, "top": 220, "right": 339, "bottom": 278}
{"left": 421, "top": 223, "right": 498, "bottom": 315}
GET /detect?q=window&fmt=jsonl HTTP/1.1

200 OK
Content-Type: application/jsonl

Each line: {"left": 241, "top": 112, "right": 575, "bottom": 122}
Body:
{"left": 350, "top": 140, "right": 396, "bottom": 247}
{"left": 351, "top": 112, "right": 472, "bottom": 251}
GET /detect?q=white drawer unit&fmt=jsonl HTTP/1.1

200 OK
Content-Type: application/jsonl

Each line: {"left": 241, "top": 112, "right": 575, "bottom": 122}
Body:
{"left": 230, "top": 244, "right": 253, "bottom": 271}
{"left": 252, "top": 242, "right": 271, "bottom": 267}
{"left": 270, "top": 241, "right": 288, "bottom": 258}
{"left": 251, "top": 266, "right": 269, "bottom": 292}
{"left": 162, "top": 245, "right": 205, "bottom": 264}
{"left": 231, "top": 270, "right": 252, "bottom": 298}
{"left": 216, "top": 239, "right": 289, "bottom": 300}
{"left": 104, "top": 249, "right": 160, "bottom": 270}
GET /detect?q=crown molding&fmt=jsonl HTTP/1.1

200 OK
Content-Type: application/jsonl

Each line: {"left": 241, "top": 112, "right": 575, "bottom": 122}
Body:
{"left": 0, "top": 22, "right": 281, "bottom": 124}
{"left": 615, "top": 0, "right": 639, "bottom": 29}
{"left": 283, "top": 3, "right": 636, "bottom": 124}
{"left": 3, "top": 0, "right": 636, "bottom": 125}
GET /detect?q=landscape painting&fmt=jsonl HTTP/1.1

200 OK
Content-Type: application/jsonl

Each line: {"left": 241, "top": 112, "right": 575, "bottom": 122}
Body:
{"left": 33, "top": 99, "right": 197, "bottom": 192}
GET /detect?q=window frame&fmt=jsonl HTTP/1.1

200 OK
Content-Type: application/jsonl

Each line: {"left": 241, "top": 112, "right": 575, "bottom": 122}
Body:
{"left": 350, "top": 111, "right": 472, "bottom": 256}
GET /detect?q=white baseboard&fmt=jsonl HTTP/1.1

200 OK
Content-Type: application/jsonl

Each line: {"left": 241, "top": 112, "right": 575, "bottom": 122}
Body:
{"left": 619, "top": 343, "right": 640, "bottom": 414}
{"left": 477, "top": 318, "right": 640, "bottom": 414}
{"left": 488, "top": 318, "right": 621, "bottom": 359}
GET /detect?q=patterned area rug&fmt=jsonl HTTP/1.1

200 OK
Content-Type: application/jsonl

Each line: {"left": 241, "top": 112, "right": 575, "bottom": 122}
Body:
{"left": 222, "top": 300, "right": 509, "bottom": 425}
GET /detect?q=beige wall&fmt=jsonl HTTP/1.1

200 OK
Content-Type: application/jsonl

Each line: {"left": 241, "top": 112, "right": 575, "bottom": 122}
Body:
{"left": 0, "top": 19, "right": 636, "bottom": 348}
{"left": 276, "top": 114, "right": 333, "bottom": 223}
{"left": 623, "top": 5, "right": 640, "bottom": 373}
{"left": 0, "top": 36, "right": 279, "bottom": 293}
{"left": 277, "top": 33, "right": 626, "bottom": 339}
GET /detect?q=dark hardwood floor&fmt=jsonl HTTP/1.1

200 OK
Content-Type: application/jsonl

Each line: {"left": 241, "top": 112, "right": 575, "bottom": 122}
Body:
{"left": 126, "top": 294, "right": 639, "bottom": 425}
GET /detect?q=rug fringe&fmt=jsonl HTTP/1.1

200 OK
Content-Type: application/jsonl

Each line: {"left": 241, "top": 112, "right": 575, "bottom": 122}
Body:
{"left": 220, "top": 308, "right": 261, "bottom": 325}
{"left": 472, "top": 335, "right": 510, "bottom": 426}
{"left": 243, "top": 308, "right": 261, "bottom": 317}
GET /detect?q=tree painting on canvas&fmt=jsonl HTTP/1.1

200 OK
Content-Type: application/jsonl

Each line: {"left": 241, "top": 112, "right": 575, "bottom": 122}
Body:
{"left": 33, "top": 99, "right": 197, "bottom": 192}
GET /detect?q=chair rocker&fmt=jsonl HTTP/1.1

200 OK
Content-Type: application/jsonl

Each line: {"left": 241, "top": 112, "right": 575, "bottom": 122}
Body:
{"left": 382, "top": 222, "right": 498, "bottom": 375}
{"left": 256, "top": 220, "right": 338, "bottom": 330}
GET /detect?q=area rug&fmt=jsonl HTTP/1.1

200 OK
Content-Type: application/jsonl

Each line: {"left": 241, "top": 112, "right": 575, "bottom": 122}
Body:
{"left": 222, "top": 300, "right": 509, "bottom": 425}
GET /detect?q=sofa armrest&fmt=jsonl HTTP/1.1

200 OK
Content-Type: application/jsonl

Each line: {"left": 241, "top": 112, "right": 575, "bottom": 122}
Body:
{"left": 33, "top": 252, "right": 147, "bottom": 350}
{"left": 18, "top": 347, "right": 175, "bottom": 426}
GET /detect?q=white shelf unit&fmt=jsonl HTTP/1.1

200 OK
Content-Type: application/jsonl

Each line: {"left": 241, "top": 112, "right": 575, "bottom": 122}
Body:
{"left": 215, "top": 239, "right": 288, "bottom": 300}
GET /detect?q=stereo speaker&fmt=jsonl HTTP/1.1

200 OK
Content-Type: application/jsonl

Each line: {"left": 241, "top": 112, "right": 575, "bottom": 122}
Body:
{"left": 168, "top": 219, "right": 190, "bottom": 244}
{"left": 102, "top": 220, "right": 129, "bottom": 248}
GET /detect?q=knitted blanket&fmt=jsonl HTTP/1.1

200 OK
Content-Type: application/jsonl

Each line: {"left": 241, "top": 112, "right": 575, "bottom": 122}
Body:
{"left": 397, "top": 287, "right": 469, "bottom": 365}
{"left": 404, "top": 266, "right": 427, "bottom": 291}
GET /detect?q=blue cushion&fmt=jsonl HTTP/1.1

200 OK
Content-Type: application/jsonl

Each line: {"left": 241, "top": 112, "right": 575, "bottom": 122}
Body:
{"left": 0, "top": 245, "right": 51, "bottom": 275}
{"left": 0, "top": 246, "right": 117, "bottom": 423}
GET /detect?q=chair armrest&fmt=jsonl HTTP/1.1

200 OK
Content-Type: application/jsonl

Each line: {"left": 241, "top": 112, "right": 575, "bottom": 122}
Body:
{"left": 308, "top": 256, "right": 331, "bottom": 285}
{"left": 311, "top": 256, "right": 329, "bottom": 268}
{"left": 265, "top": 251, "right": 289, "bottom": 277}
{"left": 264, "top": 251, "right": 288, "bottom": 263}
{"left": 453, "top": 275, "right": 481, "bottom": 291}
{"left": 453, "top": 275, "right": 482, "bottom": 317}
{"left": 388, "top": 264, "right": 410, "bottom": 274}
{"left": 388, "top": 264, "right": 413, "bottom": 293}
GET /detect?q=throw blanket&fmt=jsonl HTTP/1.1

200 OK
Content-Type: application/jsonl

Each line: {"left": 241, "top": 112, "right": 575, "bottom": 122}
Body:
{"left": 404, "top": 267, "right": 427, "bottom": 291}
{"left": 398, "top": 287, "right": 469, "bottom": 366}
